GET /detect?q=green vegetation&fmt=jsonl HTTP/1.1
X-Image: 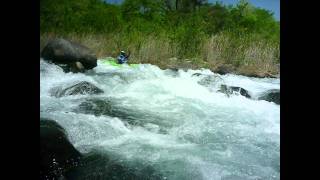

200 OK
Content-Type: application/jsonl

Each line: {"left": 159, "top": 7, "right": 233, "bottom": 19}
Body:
{"left": 40, "top": 0, "right": 280, "bottom": 77}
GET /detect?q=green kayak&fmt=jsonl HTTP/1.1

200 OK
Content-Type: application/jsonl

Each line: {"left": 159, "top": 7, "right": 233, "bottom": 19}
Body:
{"left": 100, "top": 57, "right": 138, "bottom": 68}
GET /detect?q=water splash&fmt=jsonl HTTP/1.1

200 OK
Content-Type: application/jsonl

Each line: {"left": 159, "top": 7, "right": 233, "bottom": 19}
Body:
{"left": 40, "top": 59, "right": 280, "bottom": 180}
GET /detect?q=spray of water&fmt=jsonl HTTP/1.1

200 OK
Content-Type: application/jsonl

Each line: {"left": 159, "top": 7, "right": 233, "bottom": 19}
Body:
{"left": 40, "top": 59, "right": 280, "bottom": 179}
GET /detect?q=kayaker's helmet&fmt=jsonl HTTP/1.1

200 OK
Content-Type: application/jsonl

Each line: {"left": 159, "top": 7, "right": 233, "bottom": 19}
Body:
{"left": 120, "top": 51, "right": 125, "bottom": 55}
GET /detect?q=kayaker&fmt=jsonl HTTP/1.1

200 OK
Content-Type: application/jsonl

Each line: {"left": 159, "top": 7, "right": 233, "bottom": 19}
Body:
{"left": 117, "top": 50, "right": 130, "bottom": 64}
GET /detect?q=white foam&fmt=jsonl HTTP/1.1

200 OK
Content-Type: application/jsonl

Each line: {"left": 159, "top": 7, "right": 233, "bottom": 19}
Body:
{"left": 40, "top": 59, "right": 280, "bottom": 179}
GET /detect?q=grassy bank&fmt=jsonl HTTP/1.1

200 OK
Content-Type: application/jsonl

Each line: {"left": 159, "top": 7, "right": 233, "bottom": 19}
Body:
{"left": 40, "top": 0, "right": 280, "bottom": 77}
{"left": 41, "top": 32, "right": 279, "bottom": 77}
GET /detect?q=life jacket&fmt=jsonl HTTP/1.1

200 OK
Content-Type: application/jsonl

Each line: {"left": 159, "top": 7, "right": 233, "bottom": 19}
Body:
{"left": 117, "top": 54, "right": 127, "bottom": 64}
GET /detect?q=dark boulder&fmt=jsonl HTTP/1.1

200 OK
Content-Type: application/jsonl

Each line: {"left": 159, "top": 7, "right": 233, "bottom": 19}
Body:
{"left": 258, "top": 89, "right": 280, "bottom": 104}
{"left": 192, "top": 73, "right": 203, "bottom": 77}
{"left": 65, "top": 150, "right": 163, "bottom": 180}
{"left": 230, "top": 86, "right": 251, "bottom": 98}
{"left": 40, "top": 119, "right": 82, "bottom": 180}
{"left": 219, "top": 84, "right": 251, "bottom": 98}
{"left": 40, "top": 119, "right": 163, "bottom": 180}
{"left": 41, "top": 38, "right": 97, "bottom": 71}
{"left": 51, "top": 81, "right": 104, "bottom": 98}
{"left": 168, "top": 67, "right": 179, "bottom": 72}
{"left": 214, "top": 64, "right": 235, "bottom": 75}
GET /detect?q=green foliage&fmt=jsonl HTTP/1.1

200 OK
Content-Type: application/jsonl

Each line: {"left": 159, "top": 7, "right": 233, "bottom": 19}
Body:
{"left": 171, "top": 13, "right": 207, "bottom": 57}
{"left": 40, "top": 0, "right": 121, "bottom": 33}
{"left": 121, "top": 0, "right": 166, "bottom": 22}
{"left": 40, "top": 0, "right": 279, "bottom": 67}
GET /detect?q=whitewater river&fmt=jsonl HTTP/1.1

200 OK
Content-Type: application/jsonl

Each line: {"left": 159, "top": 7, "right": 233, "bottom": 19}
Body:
{"left": 40, "top": 59, "right": 280, "bottom": 180}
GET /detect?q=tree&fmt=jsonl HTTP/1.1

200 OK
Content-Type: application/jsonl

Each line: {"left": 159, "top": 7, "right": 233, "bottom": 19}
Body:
{"left": 121, "top": 0, "right": 166, "bottom": 21}
{"left": 164, "top": 0, "right": 207, "bottom": 12}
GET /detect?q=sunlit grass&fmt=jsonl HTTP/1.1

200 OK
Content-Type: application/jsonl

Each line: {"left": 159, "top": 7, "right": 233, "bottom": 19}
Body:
{"left": 40, "top": 32, "right": 279, "bottom": 77}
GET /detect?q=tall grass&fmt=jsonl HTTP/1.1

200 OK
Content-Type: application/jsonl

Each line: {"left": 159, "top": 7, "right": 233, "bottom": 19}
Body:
{"left": 201, "top": 32, "right": 279, "bottom": 76}
{"left": 40, "top": 31, "right": 279, "bottom": 76}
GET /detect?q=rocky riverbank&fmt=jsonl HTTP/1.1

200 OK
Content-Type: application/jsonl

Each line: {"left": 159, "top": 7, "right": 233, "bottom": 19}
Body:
{"left": 40, "top": 35, "right": 280, "bottom": 78}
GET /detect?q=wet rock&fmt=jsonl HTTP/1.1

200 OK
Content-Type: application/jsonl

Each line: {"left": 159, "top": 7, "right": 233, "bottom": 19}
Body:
{"left": 51, "top": 81, "right": 104, "bottom": 98}
{"left": 230, "top": 86, "right": 251, "bottom": 98}
{"left": 258, "top": 89, "right": 280, "bottom": 104}
{"left": 65, "top": 150, "right": 163, "bottom": 180}
{"left": 76, "top": 98, "right": 141, "bottom": 125}
{"left": 168, "top": 67, "right": 179, "bottom": 72}
{"left": 219, "top": 84, "right": 251, "bottom": 98}
{"left": 164, "top": 68, "right": 179, "bottom": 77}
{"left": 197, "top": 75, "right": 223, "bottom": 87}
{"left": 192, "top": 73, "right": 203, "bottom": 77}
{"left": 40, "top": 119, "right": 82, "bottom": 180}
{"left": 75, "top": 98, "right": 171, "bottom": 131}
{"left": 77, "top": 99, "right": 114, "bottom": 116}
{"left": 41, "top": 38, "right": 97, "bottom": 72}
{"left": 40, "top": 119, "right": 163, "bottom": 180}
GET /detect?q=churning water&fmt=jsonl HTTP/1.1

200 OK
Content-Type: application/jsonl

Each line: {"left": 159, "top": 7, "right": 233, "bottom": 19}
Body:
{"left": 40, "top": 59, "right": 280, "bottom": 180}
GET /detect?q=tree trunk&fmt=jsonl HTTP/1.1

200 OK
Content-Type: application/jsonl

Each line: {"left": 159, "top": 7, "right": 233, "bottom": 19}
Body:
{"left": 176, "top": 0, "right": 178, "bottom": 11}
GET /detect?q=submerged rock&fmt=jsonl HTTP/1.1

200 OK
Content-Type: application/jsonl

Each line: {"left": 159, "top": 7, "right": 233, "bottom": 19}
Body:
{"left": 219, "top": 84, "right": 251, "bottom": 98}
{"left": 258, "top": 89, "right": 280, "bottom": 104}
{"left": 191, "top": 73, "right": 203, "bottom": 77}
{"left": 76, "top": 98, "right": 142, "bottom": 126}
{"left": 41, "top": 38, "right": 97, "bottom": 72}
{"left": 77, "top": 99, "right": 113, "bottom": 116}
{"left": 75, "top": 98, "right": 171, "bottom": 131}
{"left": 164, "top": 68, "right": 179, "bottom": 77}
{"left": 40, "top": 119, "right": 82, "bottom": 180}
{"left": 51, "top": 81, "right": 104, "bottom": 98}
{"left": 197, "top": 74, "right": 223, "bottom": 88}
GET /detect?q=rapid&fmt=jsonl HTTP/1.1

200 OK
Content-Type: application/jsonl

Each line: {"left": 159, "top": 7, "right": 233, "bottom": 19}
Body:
{"left": 40, "top": 58, "right": 280, "bottom": 180}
